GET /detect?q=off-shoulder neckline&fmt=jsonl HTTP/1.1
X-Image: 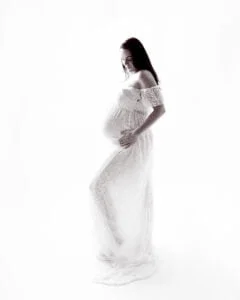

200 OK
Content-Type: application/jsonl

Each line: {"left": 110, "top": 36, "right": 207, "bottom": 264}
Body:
{"left": 122, "top": 84, "right": 160, "bottom": 91}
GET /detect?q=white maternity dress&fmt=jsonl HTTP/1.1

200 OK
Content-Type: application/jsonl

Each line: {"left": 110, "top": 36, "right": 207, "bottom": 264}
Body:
{"left": 89, "top": 83, "right": 165, "bottom": 285}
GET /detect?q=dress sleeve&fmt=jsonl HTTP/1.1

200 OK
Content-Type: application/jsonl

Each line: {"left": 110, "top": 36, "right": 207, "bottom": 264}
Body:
{"left": 140, "top": 85, "right": 164, "bottom": 108}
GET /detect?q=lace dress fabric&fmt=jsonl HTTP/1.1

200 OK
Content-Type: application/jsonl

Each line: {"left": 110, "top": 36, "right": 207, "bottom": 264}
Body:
{"left": 89, "top": 83, "right": 164, "bottom": 285}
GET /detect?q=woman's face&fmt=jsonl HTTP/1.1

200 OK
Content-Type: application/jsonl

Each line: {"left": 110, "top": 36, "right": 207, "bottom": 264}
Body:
{"left": 120, "top": 48, "right": 137, "bottom": 74}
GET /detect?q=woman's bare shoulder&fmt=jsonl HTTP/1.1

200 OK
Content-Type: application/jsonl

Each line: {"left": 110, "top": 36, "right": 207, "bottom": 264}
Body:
{"left": 137, "top": 70, "right": 157, "bottom": 88}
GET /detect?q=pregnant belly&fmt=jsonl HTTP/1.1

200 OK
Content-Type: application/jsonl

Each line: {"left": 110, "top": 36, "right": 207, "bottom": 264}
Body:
{"left": 103, "top": 116, "right": 125, "bottom": 140}
{"left": 103, "top": 108, "right": 133, "bottom": 142}
{"left": 103, "top": 106, "right": 148, "bottom": 145}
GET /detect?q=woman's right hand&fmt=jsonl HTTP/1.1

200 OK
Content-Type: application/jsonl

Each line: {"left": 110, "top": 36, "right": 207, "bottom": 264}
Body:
{"left": 119, "top": 129, "right": 137, "bottom": 148}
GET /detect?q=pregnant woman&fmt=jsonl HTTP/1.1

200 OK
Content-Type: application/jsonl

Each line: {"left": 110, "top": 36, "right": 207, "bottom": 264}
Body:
{"left": 89, "top": 37, "right": 166, "bottom": 285}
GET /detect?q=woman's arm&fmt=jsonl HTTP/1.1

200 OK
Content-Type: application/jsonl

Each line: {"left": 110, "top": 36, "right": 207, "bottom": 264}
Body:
{"left": 133, "top": 106, "right": 165, "bottom": 136}
{"left": 133, "top": 70, "right": 166, "bottom": 136}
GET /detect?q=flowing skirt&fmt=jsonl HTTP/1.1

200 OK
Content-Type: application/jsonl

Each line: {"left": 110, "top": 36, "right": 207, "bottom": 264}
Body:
{"left": 88, "top": 129, "right": 158, "bottom": 285}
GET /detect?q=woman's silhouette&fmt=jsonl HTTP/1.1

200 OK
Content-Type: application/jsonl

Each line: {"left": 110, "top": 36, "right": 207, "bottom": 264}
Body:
{"left": 89, "top": 37, "right": 166, "bottom": 285}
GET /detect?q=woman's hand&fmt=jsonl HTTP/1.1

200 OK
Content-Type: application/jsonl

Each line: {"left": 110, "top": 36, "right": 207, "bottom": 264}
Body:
{"left": 119, "top": 129, "right": 138, "bottom": 148}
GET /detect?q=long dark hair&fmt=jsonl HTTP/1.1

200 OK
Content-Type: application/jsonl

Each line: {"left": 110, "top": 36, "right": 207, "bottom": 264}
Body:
{"left": 120, "top": 37, "right": 160, "bottom": 85}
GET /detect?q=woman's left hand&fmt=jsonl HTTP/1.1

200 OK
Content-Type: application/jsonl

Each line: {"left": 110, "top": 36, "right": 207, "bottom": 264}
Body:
{"left": 119, "top": 129, "right": 138, "bottom": 148}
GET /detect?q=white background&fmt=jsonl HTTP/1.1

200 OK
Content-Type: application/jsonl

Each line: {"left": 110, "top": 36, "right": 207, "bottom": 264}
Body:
{"left": 0, "top": 0, "right": 240, "bottom": 299}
